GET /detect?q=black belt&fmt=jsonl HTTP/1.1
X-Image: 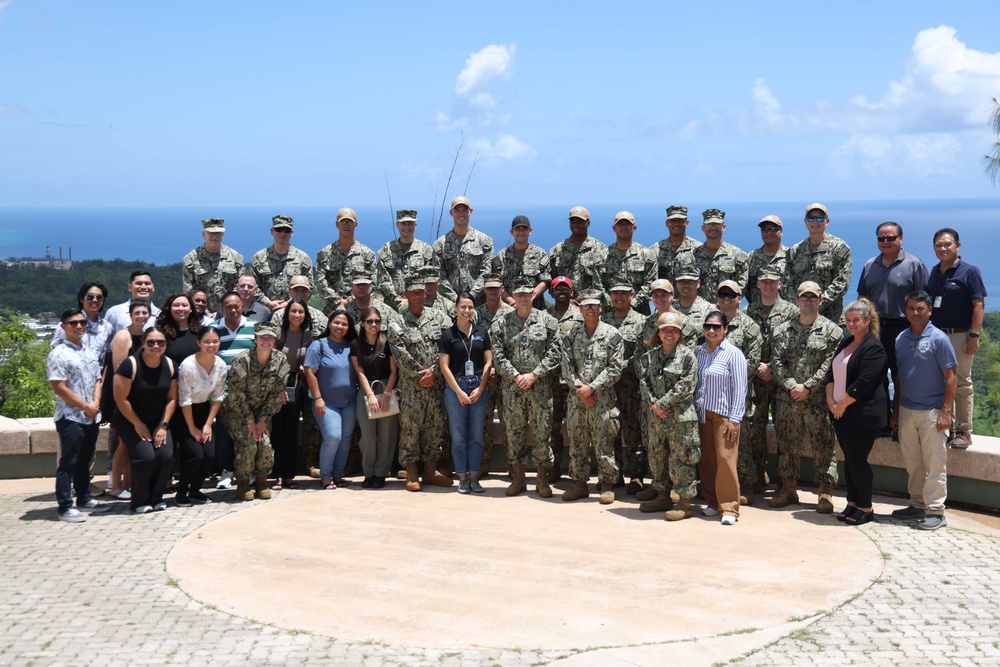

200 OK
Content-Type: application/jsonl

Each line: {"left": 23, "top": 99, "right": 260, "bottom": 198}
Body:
{"left": 939, "top": 328, "right": 969, "bottom": 334}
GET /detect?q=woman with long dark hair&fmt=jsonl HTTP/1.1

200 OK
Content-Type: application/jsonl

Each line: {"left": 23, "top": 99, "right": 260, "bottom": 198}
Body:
{"left": 350, "top": 306, "right": 399, "bottom": 489}
{"left": 156, "top": 293, "right": 202, "bottom": 366}
{"left": 271, "top": 298, "right": 314, "bottom": 490}
{"left": 176, "top": 326, "right": 227, "bottom": 506}
{"left": 51, "top": 281, "right": 114, "bottom": 364}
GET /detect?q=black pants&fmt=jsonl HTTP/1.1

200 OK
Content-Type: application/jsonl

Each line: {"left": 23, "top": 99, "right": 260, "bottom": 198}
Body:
{"left": 117, "top": 419, "right": 174, "bottom": 510}
{"left": 271, "top": 392, "right": 301, "bottom": 479}
{"left": 176, "top": 402, "right": 216, "bottom": 497}
{"left": 833, "top": 421, "right": 877, "bottom": 508}
{"left": 879, "top": 319, "right": 908, "bottom": 424}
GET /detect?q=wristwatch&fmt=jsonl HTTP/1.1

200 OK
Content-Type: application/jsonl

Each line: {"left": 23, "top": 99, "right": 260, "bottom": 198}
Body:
{"left": 969, "top": 332, "right": 980, "bottom": 338}
{"left": 160, "top": 421, "right": 170, "bottom": 428}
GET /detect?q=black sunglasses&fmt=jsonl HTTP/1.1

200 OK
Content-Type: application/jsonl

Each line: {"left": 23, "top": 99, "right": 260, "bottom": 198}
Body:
{"left": 363, "top": 319, "right": 382, "bottom": 325}
{"left": 703, "top": 323, "right": 725, "bottom": 331}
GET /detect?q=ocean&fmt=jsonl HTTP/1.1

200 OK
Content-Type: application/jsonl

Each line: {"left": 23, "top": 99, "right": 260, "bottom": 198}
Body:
{"left": 1, "top": 199, "right": 998, "bottom": 310}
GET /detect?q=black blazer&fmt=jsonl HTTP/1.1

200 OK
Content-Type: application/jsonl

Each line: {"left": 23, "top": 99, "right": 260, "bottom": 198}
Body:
{"left": 823, "top": 332, "right": 888, "bottom": 431}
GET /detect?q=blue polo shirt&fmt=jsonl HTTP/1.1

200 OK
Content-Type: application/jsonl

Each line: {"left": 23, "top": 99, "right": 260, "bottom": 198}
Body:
{"left": 925, "top": 258, "right": 987, "bottom": 329}
{"left": 895, "top": 322, "right": 957, "bottom": 411}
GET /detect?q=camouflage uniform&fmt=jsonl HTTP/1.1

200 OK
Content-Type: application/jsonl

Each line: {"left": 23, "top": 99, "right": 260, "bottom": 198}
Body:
{"left": 249, "top": 246, "right": 313, "bottom": 306}
{"left": 741, "top": 297, "right": 799, "bottom": 485}
{"left": 601, "top": 308, "right": 648, "bottom": 479}
{"left": 548, "top": 236, "right": 606, "bottom": 293}
{"left": 491, "top": 244, "right": 551, "bottom": 310}
{"left": 491, "top": 308, "right": 561, "bottom": 466}
{"left": 650, "top": 236, "right": 701, "bottom": 285}
{"left": 784, "top": 235, "right": 852, "bottom": 323}
{"left": 641, "top": 310, "right": 702, "bottom": 351}
{"left": 675, "top": 297, "right": 713, "bottom": 333}
{"left": 271, "top": 305, "right": 329, "bottom": 339}
{"left": 182, "top": 245, "right": 244, "bottom": 313}
{"left": 636, "top": 345, "right": 700, "bottom": 497}
{"left": 691, "top": 242, "right": 750, "bottom": 302}
{"left": 602, "top": 244, "right": 657, "bottom": 315}
{"left": 376, "top": 238, "right": 437, "bottom": 307}
{"left": 770, "top": 315, "right": 843, "bottom": 484}
{"left": 387, "top": 307, "right": 450, "bottom": 465}
{"left": 432, "top": 228, "right": 494, "bottom": 303}
{"left": 547, "top": 304, "right": 583, "bottom": 469}
{"left": 745, "top": 245, "right": 788, "bottom": 306}
{"left": 476, "top": 301, "right": 514, "bottom": 467}
{"left": 343, "top": 297, "right": 400, "bottom": 337}
{"left": 723, "top": 311, "right": 764, "bottom": 487}
{"left": 221, "top": 348, "right": 290, "bottom": 480}
{"left": 560, "top": 320, "right": 624, "bottom": 483}
{"left": 315, "top": 241, "right": 378, "bottom": 312}
{"left": 424, "top": 293, "right": 457, "bottom": 324}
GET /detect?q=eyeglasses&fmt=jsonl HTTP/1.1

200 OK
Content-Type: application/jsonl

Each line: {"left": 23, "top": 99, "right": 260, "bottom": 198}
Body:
{"left": 717, "top": 293, "right": 739, "bottom": 300}
{"left": 145, "top": 340, "right": 167, "bottom": 347}
{"left": 64, "top": 320, "right": 87, "bottom": 328}
{"left": 806, "top": 216, "right": 827, "bottom": 223}
{"left": 877, "top": 235, "right": 900, "bottom": 243}
{"left": 364, "top": 319, "right": 382, "bottom": 325}
{"left": 760, "top": 226, "right": 781, "bottom": 233}
{"left": 799, "top": 296, "right": 820, "bottom": 302}
{"left": 85, "top": 294, "right": 105, "bottom": 301}
{"left": 703, "top": 323, "right": 724, "bottom": 331}
{"left": 272, "top": 227, "right": 292, "bottom": 233}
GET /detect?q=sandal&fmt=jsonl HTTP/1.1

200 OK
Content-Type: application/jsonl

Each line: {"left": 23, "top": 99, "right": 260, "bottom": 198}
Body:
{"left": 271, "top": 481, "right": 283, "bottom": 491}
{"left": 112, "top": 489, "right": 132, "bottom": 500}
{"left": 836, "top": 505, "right": 858, "bottom": 522}
{"left": 846, "top": 509, "right": 874, "bottom": 526}
{"left": 322, "top": 479, "right": 337, "bottom": 490}
{"left": 284, "top": 479, "right": 299, "bottom": 489}
{"left": 334, "top": 478, "right": 351, "bottom": 488}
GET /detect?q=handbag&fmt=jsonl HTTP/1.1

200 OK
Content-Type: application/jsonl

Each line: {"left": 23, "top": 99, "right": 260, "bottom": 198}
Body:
{"left": 365, "top": 380, "right": 400, "bottom": 420}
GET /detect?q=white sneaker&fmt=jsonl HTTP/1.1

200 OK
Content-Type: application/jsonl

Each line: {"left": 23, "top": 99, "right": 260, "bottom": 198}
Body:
{"left": 78, "top": 499, "right": 111, "bottom": 514}
{"left": 153, "top": 502, "right": 168, "bottom": 512}
{"left": 721, "top": 515, "right": 737, "bottom": 526}
{"left": 216, "top": 471, "right": 233, "bottom": 489}
{"left": 133, "top": 505, "right": 153, "bottom": 514}
{"left": 702, "top": 506, "right": 718, "bottom": 517}
{"left": 59, "top": 508, "right": 86, "bottom": 523}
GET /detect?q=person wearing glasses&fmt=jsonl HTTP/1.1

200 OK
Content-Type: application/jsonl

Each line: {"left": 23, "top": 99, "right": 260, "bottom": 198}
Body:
{"left": 47, "top": 309, "right": 111, "bottom": 522}
{"left": 51, "top": 282, "right": 114, "bottom": 365}
{"left": 690, "top": 208, "right": 749, "bottom": 303}
{"left": 784, "top": 203, "right": 852, "bottom": 324}
{"left": 248, "top": 214, "right": 313, "bottom": 314}
{"left": 769, "top": 281, "right": 844, "bottom": 512}
{"left": 746, "top": 215, "right": 788, "bottom": 306}
{"left": 113, "top": 327, "right": 178, "bottom": 514}
{"left": 350, "top": 306, "right": 399, "bottom": 489}
{"left": 856, "top": 222, "right": 929, "bottom": 436}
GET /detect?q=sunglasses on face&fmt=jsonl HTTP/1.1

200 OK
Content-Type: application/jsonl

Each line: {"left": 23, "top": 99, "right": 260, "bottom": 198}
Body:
{"left": 877, "top": 235, "right": 899, "bottom": 243}
{"left": 703, "top": 323, "right": 724, "bottom": 331}
{"left": 145, "top": 340, "right": 167, "bottom": 347}
{"left": 65, "top": 320, "right": 87, "bottom": 328}
{"left": 718, "top": 292, "right": 739, "bottom": 300}
{"left": 85, "top": 294, "right": 105, "bottom": 301}
{"left": 806, "top": 216, "right": 827, "bottom": 223}
{"left": 364, "top": 319, "right": 382, "bottom": 325}
{"left": 760, "top": 226, "right": 781, "bottom": 233}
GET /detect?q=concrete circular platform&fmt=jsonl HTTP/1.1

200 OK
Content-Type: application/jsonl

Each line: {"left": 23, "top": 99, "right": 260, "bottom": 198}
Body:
{"left": 167, "top": 479, "right": 882, "bottom": 653}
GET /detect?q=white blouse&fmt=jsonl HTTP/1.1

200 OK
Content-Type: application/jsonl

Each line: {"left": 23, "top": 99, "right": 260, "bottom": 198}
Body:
{"left": 178, "top": 355, "right": 228, "bottom": 407}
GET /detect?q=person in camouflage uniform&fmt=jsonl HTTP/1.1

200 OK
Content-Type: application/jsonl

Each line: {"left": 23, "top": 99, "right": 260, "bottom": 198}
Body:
{"left": 475, "top": 274, "right": 514, "bottom": 477}
{"left": 650, "top": 205, "right": 701, "bottom": 286}
{"left": 672, "top": 265, "right": 714, "bottom": 333}
{"left": 342, "top": 274, "right": 400, "bottom": 337}
{"left": 640, "top": 278, "right": 703, "bottom": 351}
{"left": 377, "top": 210, "right": 439, "bottom": 310}
{"left": 548, "top": 206, "right": 606, "bottom": 296}
{"left": 421, "top": 266, "right": 457, "bottom": 324}
{"left": 769, "top": 281, "right": 843, "bottom": 513}
{"left": 182, "top": 218, "right": 245, "bottom": 313}
{"left": 602, "top": 211, "right": 657, "bottom": 315}
{"left": 315, "top": 207, "right": 378, "bottom": 312}
{"left": 490, "top": 278, "right": 562, "bottom": 497}
{"left": 601, "top": 281, "right": 649, "bottom": 493}
{"left": 784, "top": 203, "right": 852, "bottom": 323}
{"left": 546, "top": 276, "right": 583, "bottom": 481}
{"left": 221, "top": 322, "right": 290, "bottom": 501}
{"left": 433, "top": 196, "right": 494, "bottom": 303}
{"left": 742, "top": 267, "right": 799, "bottom": 495}
{"left": 248, "top": 215, "right": 313, "bottom": 313}
{"left": 691, "top": 209, "right": 750, "bottom": 302}
{"left": 386, "top": 275, "right": 453, "bottom": 491}
{"left": 270, "top": 276, "right": 329, "bottom": 339}
{"left": 560, "top": 289, "right": 625, "bottom": 504}
{"left": 634, "top": 312, "right": 701, "bottom": 520}
{"left": 745, "top": 215, "right": 788, "bottom": 306}
{"left": 715, "top": 281, "right": 764, "bottom": 503}
{"left": 492, "top": 215, "right": 550, "bottom": 311}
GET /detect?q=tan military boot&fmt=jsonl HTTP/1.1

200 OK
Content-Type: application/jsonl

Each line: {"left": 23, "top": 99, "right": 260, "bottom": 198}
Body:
{"left": 739, "top": 483, "right": 754, "bottom": 505}
{"left": 639, "top": 489, "right": 673, "bottom": 513}
{"left": 254, "top": 476, "right": 272, "bottom": 500}
{"left": 506, "top": 463, "right": 527, "bottom": 496}
{"left": 599, "top": 482, "right": 615, "bottom": 505}
{"left": 816, "top": 481, "right": 835, "bottom": 514}
{"left": 536, "top": 466, "right": 553, "bottom": 498}
{"left": 405, "top": 462, "right": 421, "bottom": 492}
{"left": 635, "top": 486, "right": 659, "bottom": 501}
{"left": 236, "top": 479, "right": 254, "bottom": 502}
{"left": 561, "top": 480, "right": 590, "bottom": 502}
{"left": 423, "top": 459, "right": 453, "bottom": 487}
{"left": 664, "top": 498, "right": 693, "bottom": 521}
{"left": 768, "top": 478, "right": 799, "bottom": 507}
{"left": 306, "top": 452, "right": 320, "bottom": 479}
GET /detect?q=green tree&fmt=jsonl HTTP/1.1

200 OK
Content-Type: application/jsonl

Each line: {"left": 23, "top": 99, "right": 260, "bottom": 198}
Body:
{"left": 0, "top": 315, "right": 54, "bottom": 419}
{"left": 984, "top": 97, "right": 1000, "bottom": 185}
{"left": 974, "top": 313, "right": 1000, "bottom": 436}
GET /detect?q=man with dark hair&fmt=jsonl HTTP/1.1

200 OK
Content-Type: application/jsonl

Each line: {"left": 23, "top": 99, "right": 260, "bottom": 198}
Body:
{"left": 105, "top": 271, "right": 160, "bottom": 333}
{"left": 249, "top": 214, "right": 313, "bottom": 313}
{"left": 182, "top": 218, "right": 244, "bottom": 313}
{"left": 433, "top": 196, "right": 494, "bottom": 303}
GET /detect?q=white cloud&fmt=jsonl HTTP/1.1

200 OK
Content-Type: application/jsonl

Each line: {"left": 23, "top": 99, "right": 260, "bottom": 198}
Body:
{"left": 827, "top": 133, "right": 963, "bottom": 180}
{"left": 479, "top": 134, "right": 537, "bottom": 160}
{"left": 0, "top": 104, "right": 26, "bottom": 115}
{"left": 455, "top": 44, "right": 515, "bottom": 96}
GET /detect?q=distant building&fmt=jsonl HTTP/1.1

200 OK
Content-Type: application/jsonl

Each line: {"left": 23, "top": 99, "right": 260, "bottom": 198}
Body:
{"left": 4, "top": 246, "right": 73, "bottom": 270}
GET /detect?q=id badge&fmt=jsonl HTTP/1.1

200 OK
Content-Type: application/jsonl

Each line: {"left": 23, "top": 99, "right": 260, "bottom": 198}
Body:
{"left": 465, "top": 360, "right": 475, "bottom": 377}
{"left": 933, "top": 296, "right": 942, "bottom": 308}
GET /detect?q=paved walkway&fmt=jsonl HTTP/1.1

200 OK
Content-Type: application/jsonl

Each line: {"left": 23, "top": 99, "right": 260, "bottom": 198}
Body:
{"left": 1, "top": 476, "right": 999, "bottom": 667}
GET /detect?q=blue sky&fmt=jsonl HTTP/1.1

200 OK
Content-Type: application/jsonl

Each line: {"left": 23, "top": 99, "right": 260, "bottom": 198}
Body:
{"left": 1, "top": 1, "right": 999, "bottom": 207}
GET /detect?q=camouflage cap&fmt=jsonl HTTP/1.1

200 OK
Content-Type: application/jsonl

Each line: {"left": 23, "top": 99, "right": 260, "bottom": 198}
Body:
{"left": 797, "top": 281, "right": 822, "bottom": 297}
{"left": 657, "top": 311, "right": 685, "bottom": 331}
{"left": 396, "top": 210, "right": 417, "bottom": 223}
{"left": 483, "top": 273, "right": 504, "bottom": 288}
{"left": 568, "top": 206, "right": 590, "bottom": 221}
{"left": 201, "top": 218, "right": 225, "bottom": 233}
{"left": 718, "top": 280, "right": 743, "bottom": 296}
{"left": 613, "top": 211, "right": 635, "bottom": 224}
{"left": 404, "top": 274, "right": 426, "bottom": 291}
{"left": 420, "top": 266, "right": 440, "bottom": 283}
{"left": 351, "top": 273, "right": 374, "bottom": 286}
{"left": 649, "top": 278, "right": 674, "bottom": 293}
{"left": 451, "top": 196, "right": 472, "bottom": 209}
{"left": 675, "top": 269, "right": 700, "bottom": 281}
{"left": 758, "top": 214, "right": 782, "bottom": 228}
{"left": 336, "top": 207, "right": 358, "bottom": 223}
{"left": 577, "top": 289, "right": 604, "bottom": 306}
{"left": 609, "top": 280, "right": 634, "bottom": 292}
{"left": 272, "top": 214, "right": 294, "bottom": 230}
{"left": 666, "top": 205, "right": 689, "bottom": 220}
{"left": 288, "top": 275, "right": 312, "bottom": 291}
{"left": 510, "top": 276, "right": 535, "bottom": 294}
{"left": 757, "top": 267, "right": 783, "bottom": 281}
{"left": 550, "top": 276, "right": 573, "bottom": 290}
{"left": 511, "top": 215, "right": 531, "bottom": 228}
{"left": 702, "top": 209, "right": 726, "bottom": 224}
{"left": 254, "top": 321, "right": 279, "bottom": 338}
{"left": 805, "top": 203, "right": 829, "bottom": 217}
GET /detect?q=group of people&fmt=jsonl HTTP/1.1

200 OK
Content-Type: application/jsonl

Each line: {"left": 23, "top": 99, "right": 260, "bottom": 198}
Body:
{"left": 46, "top": 198, "right": 985, "bottom": 530}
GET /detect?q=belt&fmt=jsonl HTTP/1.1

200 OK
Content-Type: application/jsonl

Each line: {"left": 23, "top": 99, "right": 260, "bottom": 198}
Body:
{"left": 939, "top": 328, "right": 969, "bottom": 334}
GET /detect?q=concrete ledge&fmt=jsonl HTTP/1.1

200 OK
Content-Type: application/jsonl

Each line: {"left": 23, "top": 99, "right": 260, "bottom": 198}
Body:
{"left": 0, "top": 416, "right": 30, "bottom": 455}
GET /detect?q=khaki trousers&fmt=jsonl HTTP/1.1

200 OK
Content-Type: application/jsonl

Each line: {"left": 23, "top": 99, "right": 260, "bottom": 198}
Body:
{"left": 698, "top": 411, "right": 740, "bottom": 518}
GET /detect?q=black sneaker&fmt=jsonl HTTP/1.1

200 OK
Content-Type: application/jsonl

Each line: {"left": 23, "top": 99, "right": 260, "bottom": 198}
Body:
{"left": 175, "top": 494, "right": 192, "bottom": 507}
{"left": 891, "top": 505, "right": 926, "bottom": 520}
{"left": 189, "top": 490, "right": 211, "bottom": 504}
{"left": 362, "top": 477, "right": 374, "bottom": 489}
{"left": 372, "top": 477, "right": 386, "bottom": 489}
{"left": 917, "top": 514, "right": 947, "bottom": 531}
